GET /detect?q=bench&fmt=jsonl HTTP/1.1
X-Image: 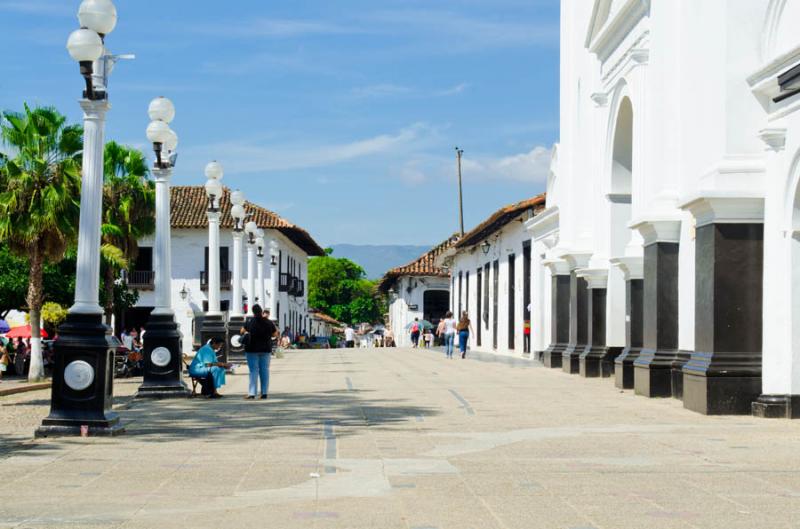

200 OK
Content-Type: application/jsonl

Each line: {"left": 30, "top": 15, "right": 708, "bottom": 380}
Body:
{"left": 182, "top": 355, "right": 202, "bottom": 398}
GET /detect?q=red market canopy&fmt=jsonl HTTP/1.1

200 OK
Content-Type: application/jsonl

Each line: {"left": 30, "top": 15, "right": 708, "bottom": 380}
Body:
{"left": 4, "top": 325, "right": 48, "bottom": 339}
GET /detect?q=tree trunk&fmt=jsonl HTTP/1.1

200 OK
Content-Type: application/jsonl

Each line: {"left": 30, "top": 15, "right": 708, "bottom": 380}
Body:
{"left": 104, "top": 264, "right": 115, "bottom": 327}
{"left": 27, "top": 244, "right": 45, "bottom": 382}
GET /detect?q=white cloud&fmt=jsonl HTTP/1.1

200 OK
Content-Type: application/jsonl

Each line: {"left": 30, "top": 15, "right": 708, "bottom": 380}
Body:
{"left": 190, "top": 18, "right": 356, "bottom": 39}
{"left": 184, "top": 123, "right": 437, "bottom": 174}
{"left": 351, "top": 82, "right": 469, "bottom": 99}
{"left": 399, "top": 161, "right": 428, "bottom": 187}
{"left": 352, "top": 84, "right": 413, "bottom": 98}
{"left": 461, "top": 146, "right": 552, "bottom": 183}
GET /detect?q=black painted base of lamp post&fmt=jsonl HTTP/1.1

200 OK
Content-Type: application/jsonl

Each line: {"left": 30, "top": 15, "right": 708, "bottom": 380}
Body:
{"left": 614, "top": 347, "right": 641, "bottom": 389}
{"left": 227, "top": 315, "right": 246, "bottom": 363}
{"left": 35, "top": 313, "right": 124, "bottom": 438}
{"left": 752, "top": 395, "right": 800, "bottom": 419}
{"left": 200, "top": 313, "right": 229, "bottom": 362}
{"left": 136, "top": 313, "right": 189, "bottom": 399}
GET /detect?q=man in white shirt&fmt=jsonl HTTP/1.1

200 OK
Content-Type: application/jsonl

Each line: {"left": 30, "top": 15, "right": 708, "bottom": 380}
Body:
{"left": 344, "top": 326, "right": 356, "bottom": 348}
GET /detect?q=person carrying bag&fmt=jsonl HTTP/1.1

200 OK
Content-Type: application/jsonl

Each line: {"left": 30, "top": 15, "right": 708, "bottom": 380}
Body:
{"left": 240, "top": 305, "right": 279, "bottom": 400}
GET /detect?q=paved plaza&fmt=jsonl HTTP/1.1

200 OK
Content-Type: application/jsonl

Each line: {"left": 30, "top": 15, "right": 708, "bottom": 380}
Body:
{"left": 1, "top": 348, "right": 800, "bottom": 529}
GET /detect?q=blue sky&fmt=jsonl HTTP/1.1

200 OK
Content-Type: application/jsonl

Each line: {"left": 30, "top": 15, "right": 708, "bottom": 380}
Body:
{"left": 0, "top": 0, "right": 560, "bottom": 246}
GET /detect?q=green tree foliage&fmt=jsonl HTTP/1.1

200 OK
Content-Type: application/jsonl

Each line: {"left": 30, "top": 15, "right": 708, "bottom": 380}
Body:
{"left": 0, "top": 245, "right": 77, "bottom": 318}
{"left": 41, "top": 302, "right": 68, "bottom": 337}
{"left": 101, "top": 141, "right": 154, "bottom": 325}
{"left": 0, "top": 105, "right": 82, "bottom": 381}
{"left": 308, "top": 251, "right": 386, "bottom": 325}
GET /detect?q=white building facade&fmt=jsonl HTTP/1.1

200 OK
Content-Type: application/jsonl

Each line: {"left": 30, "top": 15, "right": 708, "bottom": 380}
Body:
{"left": 443, "top": 197, "right": 545, "bottom": 357}
{"left": 379, "top": 237, "right": 457, "bottom": 348}
{"left": 528, "top": 0, "right": 800, "bottom": 417}
{"left": 128, "top": 186, "right": 325, "bottom": 355}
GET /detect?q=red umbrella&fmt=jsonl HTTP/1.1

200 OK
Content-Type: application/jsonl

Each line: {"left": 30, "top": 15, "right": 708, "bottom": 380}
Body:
{"left": 4, "top": 325, "right": 48, "bottom": 339}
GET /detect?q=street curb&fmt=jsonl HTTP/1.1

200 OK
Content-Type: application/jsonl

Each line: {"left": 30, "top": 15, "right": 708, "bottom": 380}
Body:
{"left": 0, "top": 382, "right": 51, "bottom": 397}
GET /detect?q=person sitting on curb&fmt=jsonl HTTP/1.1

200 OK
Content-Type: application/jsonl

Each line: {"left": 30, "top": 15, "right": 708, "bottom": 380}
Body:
{"left": 189, "top": 336, "right": 230, "bottom": 399}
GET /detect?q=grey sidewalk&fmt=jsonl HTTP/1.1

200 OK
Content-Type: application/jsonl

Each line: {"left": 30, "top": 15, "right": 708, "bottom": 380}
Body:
{"left": 1, "top": 347, "right": 799, "bottom": 529}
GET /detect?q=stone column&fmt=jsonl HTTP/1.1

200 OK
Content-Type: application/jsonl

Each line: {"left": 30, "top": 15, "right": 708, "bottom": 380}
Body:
{"left": 71, "top": 100, "right": 110, "bottom": 315}
{"left": 269, "top": 240, "right": 279, "bottom": 321}
{"left": 246, "top": 238, "right": 256, "bottom": 316}
{"left": 578, "top": 269, "right": 619, "bottom": 377}
{"left": 138, "top": 167, "right": 189, "bottom": 398}
{"left": 199, "top": 207, "right": 227, "bottom": 360}
{"left": 541, "top": 259, "right": 570, "bottom": 368}
{"left": 37, "top": 99, "right": 124, "bottom": 437}
{"left": 683, "top": 197, "right": 764, "bottom": 415}
{"left": 231, "top": 230, "right": 244, "bottom": 317}
{"left": 207, "top": 210, "right": 221, "bottom": 314}
{"left": 257, "top": 251, "right": 265, "bottom": 311}
{"left": 610, "top": 257, "right": 644, "bottom": 389}
{"left": 561, "top": 252, "right": 592, "bottom": 374}
{"left": 632, "top": 220, "right": 681, "bottom": 398}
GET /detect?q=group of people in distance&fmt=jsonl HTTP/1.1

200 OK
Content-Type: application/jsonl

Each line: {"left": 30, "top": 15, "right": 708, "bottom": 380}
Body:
{"left": 189, "top": 304, "right": 279, "bottom": 400}
{"left": 409, "top": 312, "right": 475, "bottom": 359}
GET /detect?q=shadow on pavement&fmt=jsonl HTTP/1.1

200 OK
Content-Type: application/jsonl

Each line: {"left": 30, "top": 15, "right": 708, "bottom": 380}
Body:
{"left": 121, "top": 388, "right": 438, "bottom": 443}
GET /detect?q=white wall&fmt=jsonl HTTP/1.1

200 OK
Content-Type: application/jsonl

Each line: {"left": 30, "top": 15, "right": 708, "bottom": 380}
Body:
{"left": 133, "top": 227, "right": 312, "bottom": 354}
{"left": 387, "top": 276, "right": 449, "bottom": 347}
{"left": 450, "top": 219, "right": 533, "bottom": 356}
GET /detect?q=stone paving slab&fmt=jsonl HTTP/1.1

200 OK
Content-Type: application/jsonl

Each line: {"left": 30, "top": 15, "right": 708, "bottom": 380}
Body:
{"left": 0, "top": 347, "right": 799, "bottom": 528}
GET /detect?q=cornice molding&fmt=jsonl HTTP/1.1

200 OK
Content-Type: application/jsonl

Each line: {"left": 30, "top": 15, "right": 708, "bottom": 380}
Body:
{"left": 609, "top": 256, "right": 644, "bottom": 280}
{"left": 576, "top": 268, "right": 609, "bottom": 289}
{"left": 680, "top": 196, "right": 765, "bottom": 228}
{"left": 630, "top": 218, "right": 682, "bottom": 246}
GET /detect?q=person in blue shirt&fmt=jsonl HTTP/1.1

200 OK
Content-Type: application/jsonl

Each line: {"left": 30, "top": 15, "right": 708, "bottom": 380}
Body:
{"left": 189, "top": 336, "right": 229, "bottom": 399}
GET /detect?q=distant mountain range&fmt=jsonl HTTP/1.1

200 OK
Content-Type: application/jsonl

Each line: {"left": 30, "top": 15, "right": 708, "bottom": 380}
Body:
{"left": 329, "top": 244, "right": 432, "bottom": 280}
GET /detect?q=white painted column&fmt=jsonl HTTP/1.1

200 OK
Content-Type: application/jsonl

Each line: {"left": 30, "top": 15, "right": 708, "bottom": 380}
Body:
{"left": 71, "top": 99, "right": 110, "bottom": 315}
{"left": 207, "top": 210, "right": 221, "bottom": 314}
{"left": 231, "top": 230, "right": 244, "bottom": 317}
{"left": 269, "top": 240, "right": 279, "bottom": 318}
{"left": 257, "top": 254, "right": 265, "bottom": 310}
{"left": 152, "top": 167, "right": 174, "bottom": 316}
{"left": 246, "top": 240, "right": 256, "bottom": 316}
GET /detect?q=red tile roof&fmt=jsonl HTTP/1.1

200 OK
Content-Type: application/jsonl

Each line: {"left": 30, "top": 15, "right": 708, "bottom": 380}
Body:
{"left": 378, "top": 234, "right": 460, "bottom": 292}
{"left": 170, "top": 186, "right": 325, "bottom": 256}
{"left": 454, "top": 194, "right": 546, "bottom": 249}
{"left": 309, "top": 310, "right": 343, "bottom": 327}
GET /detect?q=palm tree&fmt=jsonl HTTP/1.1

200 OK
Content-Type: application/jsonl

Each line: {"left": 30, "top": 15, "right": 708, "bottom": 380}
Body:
{"left": 101, "top": 141, "right": 155, "bottom": 326}
{"left": 0, "top": 105, "right": 82, "bottom": 381}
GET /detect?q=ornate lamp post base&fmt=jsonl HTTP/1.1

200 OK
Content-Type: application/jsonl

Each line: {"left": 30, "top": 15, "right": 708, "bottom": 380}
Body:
{"left": 36, "top": 314, "right": 124, "bottom": 438}
{"left": 227, "top": 315, "right": 246, "bottom": 362}
{"left": 200, "top": 313, "right": 229, "bottom": 362}
{"left": 136, "top": 313, "right": 190, "bottom": 399}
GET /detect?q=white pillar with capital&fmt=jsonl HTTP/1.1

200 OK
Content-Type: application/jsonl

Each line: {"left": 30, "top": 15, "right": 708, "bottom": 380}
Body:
{"left": 71, "top": 99, "right": 110, "bottom": 315}
{"left": 245, "top": 221, "right": 257, "bottom": 316}
{"left": 269, "top": 240, "right": 279, "bottom": 320}
{"left": 207, "top": 209, "right": 221, "bottom": 314}
{"left": 152, "top": 167, "right": 174, "bottom": 316}
{"left": 231, "top": 230, "right": 244, "bottom": 317}
{"left": 256, "top": 230, "right": 266, "bottom": 311}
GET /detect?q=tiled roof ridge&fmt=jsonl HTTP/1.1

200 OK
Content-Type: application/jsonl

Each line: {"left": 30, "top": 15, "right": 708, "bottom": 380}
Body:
{"left": 454, "top": 193, "right": 546, "bottom": 249}
{"left": 169, "top": 186, "right": 325, "bottom": 256}
{"left": 378, "top": 234, "right": 460, "bottom": 291}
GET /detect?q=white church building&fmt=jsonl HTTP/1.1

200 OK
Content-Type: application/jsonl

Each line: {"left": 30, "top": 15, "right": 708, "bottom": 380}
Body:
{"left": 127, "top": 186, "right": 325, "bottom": 354}
{"left": 527, "top": 0, "right": 800, "bottom": 417}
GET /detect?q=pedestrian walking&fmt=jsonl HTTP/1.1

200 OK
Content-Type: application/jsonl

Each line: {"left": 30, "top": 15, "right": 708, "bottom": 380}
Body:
{"left": 424, "top": 329, "right": 434, "bottom": 349}
{"left": 241, "top": 305, "right": 279, "bottom": 400}
{"left": 456, "top": 312, "right": 475, "bottom": 359}
{"left": 441, "top": 311, "right": 457, "bottom": 359}
{"left": 410, "top": 318, "right": 421, "bottom": 348}
{"left": 344, "top": 325, "right": 356, "bottom": 348}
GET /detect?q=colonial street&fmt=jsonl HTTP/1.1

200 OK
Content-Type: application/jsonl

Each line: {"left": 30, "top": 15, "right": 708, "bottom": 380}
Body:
{"left": 1, "top": 349, "right": 800, "bottom": 529}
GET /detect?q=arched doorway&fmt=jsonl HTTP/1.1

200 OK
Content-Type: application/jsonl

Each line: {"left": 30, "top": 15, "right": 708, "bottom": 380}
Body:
{"left": 423, "top": 290, "right": 449, "bottom": 326}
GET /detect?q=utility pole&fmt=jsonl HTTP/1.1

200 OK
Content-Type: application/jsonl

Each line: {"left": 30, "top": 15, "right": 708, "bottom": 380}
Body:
{"left": 456, "top": 146, "right": 465, "bottom": 236}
